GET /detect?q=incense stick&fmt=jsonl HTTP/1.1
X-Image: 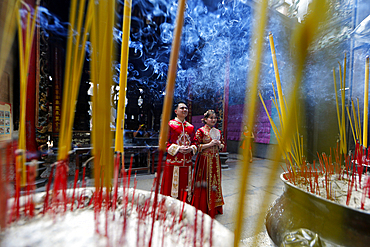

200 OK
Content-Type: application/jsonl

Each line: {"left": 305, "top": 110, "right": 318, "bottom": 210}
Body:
{"left": 115, "top": 0, "right": 132, "bottom": 154}
{"left": 150, "top": 0, "right": 186, "bottom": 245}
{"left": 269, "top": 33, "right": 286, "bottom": 129}
{"left": 89, "top": 0, "right": 115, "bottom": 193}
{"left": 16, "top": 2, "right": 39, "bottom": 187}
{"left": 0, "top": 0, "right": 19, "bottom": 78}
{"left": 346, "top": 105, "right": 356, "bottom": 143}
{"left": 253, "top": 1, "right": 330, "bottom": 245}
{"left": 233, "top": 0, "right": 269, "bottom": 245}
{"left": 352, "top": 99, "right": 360, "bottom": 142}
{"left": 363, "top": 56, "right": 369, "bottom": 147}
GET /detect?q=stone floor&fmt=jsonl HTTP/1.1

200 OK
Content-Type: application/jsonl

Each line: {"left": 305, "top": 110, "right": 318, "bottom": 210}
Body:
{"left": 129, "top": 154, "right": 284, "bottom": 246}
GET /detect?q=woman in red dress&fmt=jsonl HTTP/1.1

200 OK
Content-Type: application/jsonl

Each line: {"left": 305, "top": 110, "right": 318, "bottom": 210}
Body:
{"left": 192, "top": 110, "right": 224, "bottom": 217}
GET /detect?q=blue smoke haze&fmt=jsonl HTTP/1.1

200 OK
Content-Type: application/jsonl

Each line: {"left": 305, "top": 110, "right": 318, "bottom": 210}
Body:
{"left": 34, "top": 0, "right": 370, "bottom": 129}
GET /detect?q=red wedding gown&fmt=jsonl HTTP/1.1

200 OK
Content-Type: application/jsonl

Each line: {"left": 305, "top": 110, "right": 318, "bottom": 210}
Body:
{"left": 192, "top": 125, "right": 224, "bottom": 217}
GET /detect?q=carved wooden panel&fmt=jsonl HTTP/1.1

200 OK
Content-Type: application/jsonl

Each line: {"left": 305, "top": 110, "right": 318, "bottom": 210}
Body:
{"left": 0, "top": 72, "right": 9, "bottom": 103}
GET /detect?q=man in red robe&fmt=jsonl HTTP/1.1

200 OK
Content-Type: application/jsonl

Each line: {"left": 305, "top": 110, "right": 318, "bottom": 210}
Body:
{"left": 160, "top": 102, "right": 197, "bottom": 203}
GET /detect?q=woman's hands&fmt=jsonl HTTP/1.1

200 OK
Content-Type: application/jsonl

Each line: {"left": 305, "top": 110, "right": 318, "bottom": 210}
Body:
{"left": 210, "top": 139, "right": 222, "bottom": 149}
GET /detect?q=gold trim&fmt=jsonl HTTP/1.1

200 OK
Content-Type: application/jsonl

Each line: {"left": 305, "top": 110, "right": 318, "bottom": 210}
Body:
{"left": 171, "top": 166, "right": 179, "bottom": 198}
{"left": 167, "top": 144, "right": 179, "bottom": 156}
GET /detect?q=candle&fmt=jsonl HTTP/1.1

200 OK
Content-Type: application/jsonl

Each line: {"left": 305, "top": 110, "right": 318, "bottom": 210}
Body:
{"left": 363, "top": 56, "right": 369, "bottom": 147}
{"left": 115, "top": 0, "right": 132, "bottom": 154}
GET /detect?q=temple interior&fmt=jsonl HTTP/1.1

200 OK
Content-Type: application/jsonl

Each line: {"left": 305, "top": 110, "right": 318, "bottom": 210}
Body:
{"left": 1, "top": 0, "right": 370, "bottom": 246}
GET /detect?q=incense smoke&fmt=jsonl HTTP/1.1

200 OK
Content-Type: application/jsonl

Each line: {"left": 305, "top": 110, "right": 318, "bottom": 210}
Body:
{"left": 37, "top": 0, "right": 367, "bottom": 133}
{"left": 112, "top": 0, "right": 297, "bottom": 113}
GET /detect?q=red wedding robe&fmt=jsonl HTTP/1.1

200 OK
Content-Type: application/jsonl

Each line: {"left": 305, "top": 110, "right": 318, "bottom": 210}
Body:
{"left": 192, "top": 125, "right": 224, "bottom": 217}
{"left": 160, "top": 118, "right": 197, "bottom": 203}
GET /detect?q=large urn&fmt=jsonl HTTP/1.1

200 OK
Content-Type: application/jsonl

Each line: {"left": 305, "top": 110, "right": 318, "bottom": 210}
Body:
{"left": 266, "top": 173, "right": 370, "bottom": 246}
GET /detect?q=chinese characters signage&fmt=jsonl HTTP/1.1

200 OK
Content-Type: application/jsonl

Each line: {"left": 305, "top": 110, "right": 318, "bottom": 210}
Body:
{"left": 0, "top": 102, "right": 11, "bottom": 141}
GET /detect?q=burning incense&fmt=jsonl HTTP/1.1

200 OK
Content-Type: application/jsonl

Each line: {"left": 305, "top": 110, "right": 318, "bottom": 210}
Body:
{"left": 16, "top": 2, "right": 39, "bottom": 189}
{"left": 233, "top": 0, "right": 269, "bottom": 246}
{"left": 158, "top": 0, "right": 186, "bottom": 151}
{"left": 90, "top": 0, "right": 115, "bottom": 190}
{"left": 150, "top": 0, "right": 186, "bottom": 245}
{"left": 114, "top": 0, "right": 132, "bottom": 155}
{"left": 259, "top": 93, "right": 287, "bottom": 160}
{"left": 0, "top": 0, "right": 19, "bottom": 78}
{"left": 333, "top": 56, "right": 348, "bottom": 155}
{"left": 269, "top": 33, "right": 286, "bottom": 128}
{"left": 112, "top": 153, "right": 120, "bottom": 212}
{"left": 53, "top": 0, "right": 93, "bottom": 210}
{"left": 357, "top": 98, "right": 362, "bottom": 145}
{"left": 346, "top": 106, "right": 356, "bottom": 143}
{"left": 352, "top": 99, "right": 360, "bottom": 142}
{"left": 271, "top": 85, "right": 283, "bottom": 128}
{"left": 262, "top": 38, "right": 308, "bottom": 171}
{"left": 58, "top": 0, "right": 92, "bottom": 161}
{"left": 254, "top": 1, "right": 330, "bottom": 246}
{"left": 112, "top": 0, "right": 132, "bottom": 214}
{"left": 364, "top": 56, "right": 369, "bottom": 147}
{"left": 340, "top": 57, "right": 347, "bottom": 154}
{"left": 333, "top": 67, "right": 342, "bottom": 146}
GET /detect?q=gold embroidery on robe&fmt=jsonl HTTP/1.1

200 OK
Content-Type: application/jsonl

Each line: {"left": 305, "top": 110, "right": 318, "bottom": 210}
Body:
{"left": 171, "top": 166, "right": 180, "bottom": 198}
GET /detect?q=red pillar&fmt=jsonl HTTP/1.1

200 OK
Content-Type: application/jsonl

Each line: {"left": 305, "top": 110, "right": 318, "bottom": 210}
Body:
{"left": 24, "top": 0, "right": 38, "bottom": 159}
{"left": 187, "top": 77, "right": 193, "bottom": 124}
{"left": 222, "top": 54, "right": 230, "bottom": 152}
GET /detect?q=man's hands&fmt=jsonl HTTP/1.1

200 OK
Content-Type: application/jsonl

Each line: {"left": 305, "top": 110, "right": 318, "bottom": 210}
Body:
{"left": 179, "top": 140, "right": 222, "bottom": 154}
{"left": 178, "top": 145, "right": 192, "bottom": 154}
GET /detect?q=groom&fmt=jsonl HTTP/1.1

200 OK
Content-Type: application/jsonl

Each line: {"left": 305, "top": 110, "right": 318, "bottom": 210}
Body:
{"left": 160, "top": 101, "right": 197, "bottom": 203}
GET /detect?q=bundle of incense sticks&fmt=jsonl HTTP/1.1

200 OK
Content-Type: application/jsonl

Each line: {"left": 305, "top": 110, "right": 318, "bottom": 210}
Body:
{"left": 346, "top": 57, "right": 369, "bottom": 151}
{"left": 258, "top": 33, "right": 306, "bottom": 176}
{"left": 251, "top": 1, "right": 331, "bottom": 246}
{"left": 233, "top": 1, "right": 271, "bottom": 245}
{"left": 112, "top": 0, "right": 132, "bottom": 214}
{"left": 0, "top": 0, "right": 19, "bottom": 78}
{"left": 12, "top": 1, "right": 39, "bottom": 219}
{"left": 333, "top": 54, "right": 348, "bottom": 155}
{"left": 283, "top": 141, "right": 370, "bottom": 211}
{"left": 114, "top": 0, "right": 132, "bottom": 156}
{"left": 88, "top": 0, "right": 116, "bottom": 237}
{"left": 52, "top": 0, "right": 93, "bottom": 212}
{"left": 1, "top": 0, "right": 357, "bottom": 246}
{"left": 149, "top": 0, "right": 186, "bottom": 245}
